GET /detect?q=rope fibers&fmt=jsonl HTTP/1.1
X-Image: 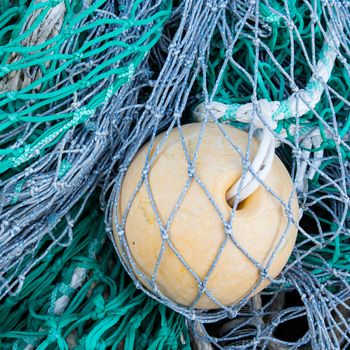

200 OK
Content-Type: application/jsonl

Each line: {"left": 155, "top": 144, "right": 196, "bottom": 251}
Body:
{"left": 110, "top": 0, "right": 350, "bottom": 348}
{"left": 0, "top": 0, "right": 350, "bottom": 349}
{"left": 0, "top": 0, "right": 170, "bottom": 299}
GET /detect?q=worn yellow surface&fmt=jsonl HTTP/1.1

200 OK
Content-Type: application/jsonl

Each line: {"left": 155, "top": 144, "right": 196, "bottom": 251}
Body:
{"left": 116, "top": 123, "right": 299, "bottom": 309}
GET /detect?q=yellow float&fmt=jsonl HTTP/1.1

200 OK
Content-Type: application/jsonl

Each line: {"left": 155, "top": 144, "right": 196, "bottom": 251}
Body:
{"left": 115, "top": 123, "right": 299, "bottom": 309}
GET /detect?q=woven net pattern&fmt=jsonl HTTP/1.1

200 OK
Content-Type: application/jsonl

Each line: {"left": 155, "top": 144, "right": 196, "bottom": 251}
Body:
{"left": 0, "top": 0, "right": 170, "bottom": 298}
{"left": 0, "top": 2, "right": 194, "bottom": 348}
{"left": 108, "top": 0, "right": 350, "bottom": 348}
{"left": 0, "top": 0, "right": 350, "bottom": 349}
{"left": 0, "top": 197, "right": 191, "bottom": 349}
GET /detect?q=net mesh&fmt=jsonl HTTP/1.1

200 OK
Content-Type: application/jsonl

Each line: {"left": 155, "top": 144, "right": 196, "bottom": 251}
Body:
{"left": 0, "top": 197, "right": 191, "bottom": 349}
{"left": 108, "top": 0, "right": 350, "bottom": 348}
{"left": 0, "top": 0, "right": 350, "bottom": 349}
{"left": 0, "top": 0, "right": 170, "bottom": 298}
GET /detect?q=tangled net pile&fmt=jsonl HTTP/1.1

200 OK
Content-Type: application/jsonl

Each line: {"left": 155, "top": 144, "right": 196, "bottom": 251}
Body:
{"left": 0, "top": 0, "right": 350, "bottom": 349}
{"left": 110, "top": 0, "right": 350, "bottom": 348}
{"left": 0, "top": 198, "right": 190, "bottom": 349}
{"left": 0, "top": 0, "right": 170, "bottom": 296}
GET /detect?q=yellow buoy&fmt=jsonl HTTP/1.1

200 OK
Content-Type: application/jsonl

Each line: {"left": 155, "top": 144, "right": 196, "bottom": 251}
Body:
{"left": 115, "top": 123, "right": 299, "bottom": 309}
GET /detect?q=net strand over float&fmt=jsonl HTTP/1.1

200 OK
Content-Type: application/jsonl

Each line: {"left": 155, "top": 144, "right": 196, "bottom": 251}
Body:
{"left": 193, "top": 11, "right": 343, "bottom": 205}
{"left": 110, "top": 0, "right": 350, "bottom": 348}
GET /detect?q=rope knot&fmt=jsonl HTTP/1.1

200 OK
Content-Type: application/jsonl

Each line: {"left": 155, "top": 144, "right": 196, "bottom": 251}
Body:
{"left": 50, "top": 0, "right": 62, "bottom": 6}
{"left": 160, "top": 227, "right": 168, "bottom": 240}
{"left": 187, "top": 165, "right": 195, "bottom": 177}
{"left": 131, "top": 315, "right": 143, "bottom": 328}
{"left": 92, "top": 309, "right": 106, "bottom": 320}
{"left": 292, "top": 147, "right": 302, "bottom": 160}
{"left": 72, "top": 51, "right": 84, "bottom": 62}
{"left": 92, "top": 295, "right": 106, "bottom": 320}
{"left": 117, "top": 228, "right": 124, "bottom": 237}
{"left": 8, "top": 113, "right": 18, "bottom": 122}
{"left": 79, "top": 79, "right": 91, "bottom": 89}
{"left": 63, "top": 28, "right": 75, "bottom": 39}
{"left": 45, "top": 317, "right": 62, "bottom": 342}
{"left": 6, "top": 91, "right": 16, "bottom": 101}
{"left": 158, "top": 327, "right": 170, "bottom": 338}
{"left": 52, "top": 257, "right": 64, "bottom": 271}
{"left": 67, "top": 219, "right": 75, "bottom": 228}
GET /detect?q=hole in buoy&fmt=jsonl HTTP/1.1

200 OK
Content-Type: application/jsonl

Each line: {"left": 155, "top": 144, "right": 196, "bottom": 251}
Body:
{"left": 236, "top": 198, "right": 249, "bottom": 210}
{"left": 226, "top": 192, "right": 249, "bottom": 211}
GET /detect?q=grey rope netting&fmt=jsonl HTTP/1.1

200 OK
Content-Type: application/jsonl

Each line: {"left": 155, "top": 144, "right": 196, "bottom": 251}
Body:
{"left": 0, "top": 0, "right": 170, "bottom": 297}
{"left": 0, "top": 0, "right": 350, "bottom": 349}
{"left": 108, "top": 0, "right": 350, "bottom": 348}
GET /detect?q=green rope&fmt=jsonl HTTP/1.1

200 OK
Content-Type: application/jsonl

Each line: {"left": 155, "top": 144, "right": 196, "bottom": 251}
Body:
{"left": 0, "top": 0, "right": 171, "bottom": 176}
{"left": 0, "top": 197, "right": 191, "bottom": 349}
{"left": 194, "top": 0, "right": 350, "bottom": 283}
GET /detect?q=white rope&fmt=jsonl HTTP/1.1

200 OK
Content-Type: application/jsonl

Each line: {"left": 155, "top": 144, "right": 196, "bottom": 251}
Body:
{"left": 193, "top": 16, "right": 342, "bottom": 204}
{"left": 53, "top": 267, "right": 87, "bottom": 315}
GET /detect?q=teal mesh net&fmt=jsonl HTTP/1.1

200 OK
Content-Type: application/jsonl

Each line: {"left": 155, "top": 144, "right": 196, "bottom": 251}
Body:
{"left": 0, "top": 197, "right": 191, "bottom": 349}
{"left": 0, "top": 0, "right": 170, "bottom": 297}
{"left": 1, "top": 0, "right": 350, "bottom": 349}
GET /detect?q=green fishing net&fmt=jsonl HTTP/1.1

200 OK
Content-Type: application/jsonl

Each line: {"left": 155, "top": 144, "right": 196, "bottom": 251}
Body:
{"left": 194, "top": 0, "right": 350, "bottom": 283}
{"left": 1, "top": 0, "right": 350, "bottom": 349}
{"left": 0, "top": 197, "right": 190, "bottom": 349}
{"left": 0, "top": 0, "right": 170, "bottom": 297}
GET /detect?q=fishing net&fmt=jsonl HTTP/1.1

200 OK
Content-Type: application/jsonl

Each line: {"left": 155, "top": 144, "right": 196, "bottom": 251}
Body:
{"left": 1, "top": 0, "right": 350, "bottom": 349}
{"left": 0, "top": 1, "right": 192, "bottom": 347}
{"left": 109, "top": 0, "right": 350, "bottom": 348}
{"left": 0, "top": 0, "right": 170, "bottom": 297}
{"left": 0, "top": 197, "right": 191, "bottom": 349}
